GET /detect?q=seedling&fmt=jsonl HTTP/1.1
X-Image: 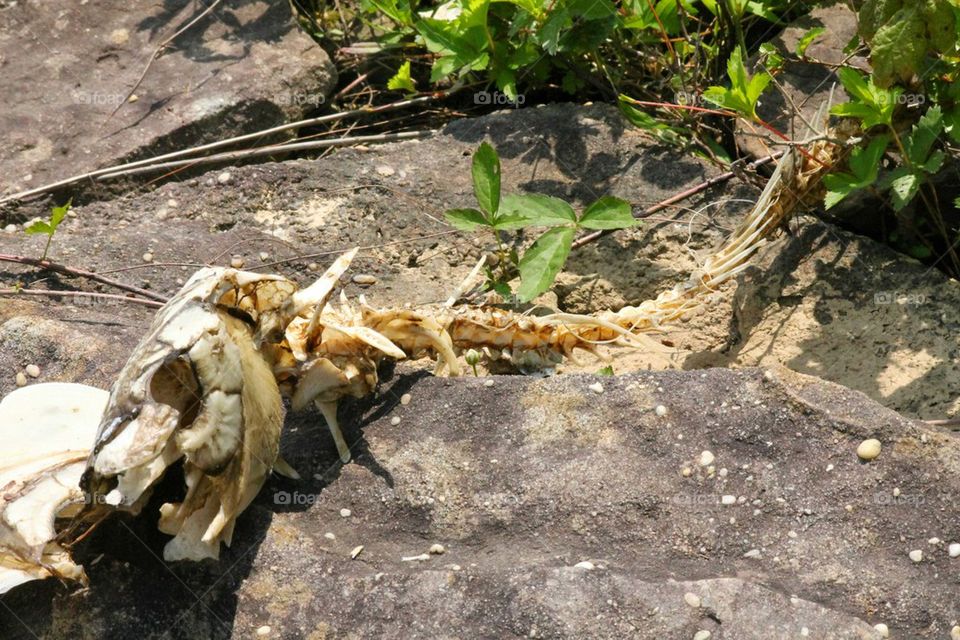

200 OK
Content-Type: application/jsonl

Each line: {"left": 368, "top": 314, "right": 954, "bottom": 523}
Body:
{"left": 25, "top": 199, "right": 71, "bottom": 261}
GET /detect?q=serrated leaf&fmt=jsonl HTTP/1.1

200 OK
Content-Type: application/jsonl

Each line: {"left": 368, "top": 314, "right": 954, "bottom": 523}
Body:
{"left": 830, "top": 68, "right": 898, "bottom": 128}
{"left": 500, "top": 193, "right": 576, "bottom": 226}
{"left": 885, "top": 167, "right": 921, "bottom": 210}
{"left": 903, "top": 105, "right": 943, "bottom": 169}
{"left": 869, "top": 5, "right": 926, "bottom": 86}
{"left": 491, "top": 213, "right": 530, "bottom": 230}
{"left": 444, "top": 208, "right": 490, "bottom": 231}
{"left": 472, "top": 142, "right": 501, "bottom": 214}
{"left": 578, "top": 196, "right": 637, "bottom": 230}
{"left": 517, "top": 226, "right": 574, "bottom": 302}
{"left": 387, "top": 60, "right": 417, "bottom": 93}
{"left": 822, "top": 135, "right": 889, "bottom": 209}
{"left": 796, "top": 26, "right": 825, "bottom": 57}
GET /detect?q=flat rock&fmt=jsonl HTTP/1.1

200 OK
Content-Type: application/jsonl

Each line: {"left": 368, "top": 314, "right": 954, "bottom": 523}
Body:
{"left": 0, "top": 0, "right": 335, "bottom": 199}
{"left": 2, "top": 366, "right": 957, "bottom": 638}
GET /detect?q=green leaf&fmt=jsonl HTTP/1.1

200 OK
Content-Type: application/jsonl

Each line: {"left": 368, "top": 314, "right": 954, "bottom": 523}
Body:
{"left": 884, "top": 166, "right": 921, "bottom": 210}
{"left": 596, "top": 365, "right": 614, "bottom": 376}
{"left": 578, "top": 196, "right": 637, "bottom": 229}
{"left": 822, "top": 135, "right": 889, "bottom": 209}
{"left": 903, "top": 105, "right": 943, "bottom": 168}
{"left": 830, "top": 67, "right": 898, "bottom": 128}
{"left": 944, "top": 107, "right": 960, "bottom": 144}
{"left": 387, "top": 60, "right": 417, "bottom": 93}
{"left": 444, "top": 208, "right": 490, "bottom": 231}
{"left": 796, "top": 26, "right": 825, "bottom": 57}
{"left": 517, "top": 226, "right": 575, "bottom": 302}
{"left": 701, "top": 46, "right": 770, "bottom": 119}
{"left": 472, "top": 142, "right": 501, "bottom": 214}
{"left": 500, "top": 193, "right": 575, "bottom": 226}
{"left": 24, "top": 221, "right": 52, "bottom": 235}
{"left": 870, "top": 5, "right": 926, "bottom": 86}
{"left": 49, "top": 201, "right": 70, "bottom": 228}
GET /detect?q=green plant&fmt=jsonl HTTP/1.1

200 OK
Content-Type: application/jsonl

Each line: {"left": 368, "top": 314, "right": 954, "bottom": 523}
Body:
{"left": 702, "top": 45, "right": 771, "bottom": 120}
{"left": 444, "top": 142, "right": 637, "bottom": 302}
{"left": 25, "top": 199, "right": 71, "bottom": 261}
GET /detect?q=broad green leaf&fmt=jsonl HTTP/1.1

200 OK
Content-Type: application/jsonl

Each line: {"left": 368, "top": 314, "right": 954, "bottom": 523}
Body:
{"left": 796, "top": 26, "right": 825, "bottom": 57}
{"left": 444, "top": 208, "right": 490, "bottom": 231}
{"left": 822, "top": 135, "right": 889, "bottom": 209}
{"left": 884, "top": 167, "right": 921, "bottom": 210}
{"left": 24, "top": 221, "right": 52, "bottom": 235}
{"left": 472, "top": 142, "right": 501, "bottom": 214}
{"left": 870, "top": 5, "right": 926, "bottom": 86}
{"left": 830, "top": 68, "right": 898, "bottom": 128}
{"left": 745, "top": 71, "right": 772, "bottom": 107}
{"left": 500, "top": 193, "right": 576, "bottom": 226}
{"left": 726, "top": 46, "right": 749, "bottom": 99}
{"left": 49, "top": 200, "right": 71, "bottom": 229}
{"left": 903, "top": 105, "right": 943, "bottom": 168}
{"left": 387, "top": 61, "right": 417, "bottom": 93}
{"left": 578, "top": 196, "right": 637, "bottom": 229}
{"left": 517, "top": 226, "right": 574, "bottom": 302}
{"left": 490, "top": 213, "right": 530, "bottom": 230}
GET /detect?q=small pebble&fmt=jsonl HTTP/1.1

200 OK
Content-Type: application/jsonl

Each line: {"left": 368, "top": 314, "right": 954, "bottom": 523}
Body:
{"left": 429, "top": 544, "right": 446, "bottom": 555}
{"left": 340, "top": 508, "right": 352, "bottom": 518}
{"left": 893, "top": 487, "right": 901, "bottom": 497}
{"left": 721, "top": 495, "right": 736, "bottom": 506}
{"left": 699, "top": 450, "right": 715, "bottom": 466}
{"left": 788, "top": 531, "right": 798, "bottom": 539}
{"left": 308, "top": 262, "right": 320, "bottom": 272}
{"left": 324, "top": 532, "right": 336, "bottom": 540}
{"left": 15, "top": 372, "right": 27, "bottom": 387}
{"left": 574, "top": 561, "right": 595, "bottom": 570}
{"left": 718, "top": 468, "right": 728, "bottom": 478}
{"left": 402, "top": 553, "right": 430, "bottom": 562}
{"left": 217, "top": 171, "right": 232, "bottom": 184}
{"left": 655, "top": 404, "right": 668, "bottom": 416}
{"left": 873, "top": 623, "right": 889, "bottom": 638}
{"left": 588, "top": 382, "right": 604, "bottom": 394}
{"left": 230, "top": 256, "right": 245, "bottom": 269}
{"left": 681, "top": 467, "right": 692, "bottom": 477}
{"left": 908, "top": 549, "right": 923, "bottom": 563}
{"left": 826, "top": 464, "right": 834, "bottom": 472}
{"left": 390, "top": 416, "right": 401, "bottom": 426}
{"left": 693, "top": 631, "right": 711, "bottom": 640}
{"left": 948, "top": 543, "right": 960, "bottom": 558}
{"left": 743, "top": 549, "right": 762, "bottom": 559}
{"left": 857, "top": 438, "right": 882, "bottom": 461}
{"left": 683, "top": 592, "right": 701, "bottom": 608}
{"left": 400, "top": 393, "right": 412, "bottom": 405}
{"left": 928, "top": 537, "right": 941, "bottom": 545}
{"left": 25, "top": 364, "right": 40, "bottom": 378}
{"left": 376, "top": 165, "right": 396, "bottom": 176}
{"left": 142, "top": 252, "right": 153, "bottom": 263}
{"left": 256, "top": 626, "right": 271, "bottom": 637}
{"left": 951, "top": 625, "right": 960, "bottom": 640}
{"left": 259, "top": 251, "right": 270, "bottom": 261}
{"left": 484, "top": 379, "right": 494, "bottom": 387}
{"left": 350, "top": 545, "right": 364, "bottom": 559}
{"left": 352, "top": 274, "right": 377, "bottom": 286}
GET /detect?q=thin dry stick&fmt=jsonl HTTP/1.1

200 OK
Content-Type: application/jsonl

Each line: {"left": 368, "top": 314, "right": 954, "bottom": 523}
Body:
{"left": 0, "top": 94, "right": 448, "bottom": 206}
{"left": 0, "top": 289, "right": 164, "bottom": 308}
{"left": 571, "top": 152, "right": 784, "bottom": 250}
{"left": 0, "top": 253, "right": 168, "bottom": 302}
{"left": 97, "top": 131, "right": 435, "bottom": 180}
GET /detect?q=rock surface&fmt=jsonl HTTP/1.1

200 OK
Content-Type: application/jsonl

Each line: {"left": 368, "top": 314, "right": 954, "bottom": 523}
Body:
{"left": 2, "top": 366, "right": 959, "bottom": 639}
{"left": 0, "top": 0, "right": 335, "bottom": 199}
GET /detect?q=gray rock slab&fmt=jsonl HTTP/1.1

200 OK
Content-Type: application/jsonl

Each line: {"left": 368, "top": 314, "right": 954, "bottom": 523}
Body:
{"left": 0, "top": 0, "right": 335, "bottom": 198}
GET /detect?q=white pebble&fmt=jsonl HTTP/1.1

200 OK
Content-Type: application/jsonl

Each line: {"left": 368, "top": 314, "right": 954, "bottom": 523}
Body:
{"left": 574, "top": 561, "right": 595, "bottom": 570}
{"left": 340, "top": 508, "right": 352, "bottom": 518}
{"left": 324, "top": 532, "right": 336, "bottom": 540}
{"left": 24, "top": 364, "right": 40, "bottom": 378}
{"left": 928, "top": 537, "right": 940, "bottom": 545}
{"left": 217, "top": 171, "right": 232, "bottom": 184}
{"left": 948, "top": 542, "right": 960, "bottom": 558}
{"left": 350, "top": 545, "right": 364, "bottom": 559}
{"left": 743, "top": 549, "right": 762, "bottom": 559}
{"left": 873, "top": 623, "right": 889, "bottom": 637}
{"left": 683, "top": 592, "right": 701, "bottom": 608}
{"left": 681, "top": 467, "right": 692, "bottom": 477}
{"left": 429, "top": 544, "right": 446, "bottom": 555}
{"left": 15, "top": 372, "right": 27, "bottom": 387}
{"left": 230, "top": 256, "right": 245, "bottom": 269}
{"left": 402, "top": 553, "right": 430, "bottom": 562}
{"left": 390, "top": 416, "right": 401, "bottom": 426}
{"left": 256, "top": 626, "right": 271, "bottom": 637}
{"left": 655, "top": 404, "right": 668, "bottom": 416}
{"left": 893, "top": 487, "right": 901, "bottom": 497}
{"left": 826, "top": 464, "right": 834, "bottom": 472}
{"left": 400, "top": 393, "right": 412, "bottom": 405}
{"left": 908, "top": 549, "right": 923, "bottom": 563}
{"left": 142, "top": 252, "right": 153, "bottom": 263}
{"left": 721, "top": 495, "right": 736, "bottom": 505}
{"left": 484, "top": 379, "right": 494, "bottom": 387}
{"left": 376, "top": 165, "right": 396, "bottom": 176}
{"left": 588, "top": 382, "right": 604, "bottom": 394}
{"left": 259, "top": 251, "right": 270, "bottom": 261}
{"left": 857, "top": 438, "right": 882, "bottom": 461}
{"left": 718, "top": 468, "right": 728, "bottom": 478}
{"left": 788, "top": 531, "right": 798, "bottom": 539}
{"left": 698, "top": 450, "right": 715, "bottom": 466}
{"left": 352, "top": 274, "right": 377, "bottom": 286}
{"left": 308, "top": 262, "right": 320, "bottom": 272}
{"left": 693, "top": 631, "right": 711, "bottom": 640}
{"left": 951, "top": 625, "right": 960, "bottom": 640}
